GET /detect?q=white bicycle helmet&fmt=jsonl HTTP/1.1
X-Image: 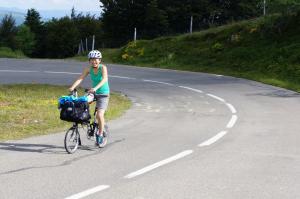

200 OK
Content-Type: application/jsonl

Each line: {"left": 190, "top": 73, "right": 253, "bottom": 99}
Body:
{"left": 88, "top": 50, "right": 102, "bottom": 59}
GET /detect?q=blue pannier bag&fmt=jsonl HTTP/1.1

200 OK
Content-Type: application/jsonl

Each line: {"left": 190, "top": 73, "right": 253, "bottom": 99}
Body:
{"left": 58, "top": 96, "right": 91, "bottom": 123}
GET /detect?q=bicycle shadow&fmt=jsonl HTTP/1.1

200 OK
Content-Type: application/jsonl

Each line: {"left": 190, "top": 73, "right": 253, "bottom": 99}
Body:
{"left": 0, "top": 142, "right": 66, "bottom": 154}
{"left": 0, "top": 138, "right": 125, "bottom": 154}
{"left": 0, "top": 139, "right": 125, "bottom": 176}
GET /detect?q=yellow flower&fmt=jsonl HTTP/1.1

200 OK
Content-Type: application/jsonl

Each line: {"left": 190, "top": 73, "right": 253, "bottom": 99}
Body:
{"left": 122, "top": 53, "right": 129, "bottom": 60}
{"left": 250, "top": 28, "right": 257, "bottom": 33}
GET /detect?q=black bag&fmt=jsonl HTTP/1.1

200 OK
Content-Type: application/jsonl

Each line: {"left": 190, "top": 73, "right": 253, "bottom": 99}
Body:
{"left": 60, "top": 100, "right": 91, "bottom": 123}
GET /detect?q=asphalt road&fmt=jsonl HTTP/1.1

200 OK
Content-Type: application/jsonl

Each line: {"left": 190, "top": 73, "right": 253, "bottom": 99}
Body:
{"left": 0, "top": 58, "right": 300, "bottom": 199}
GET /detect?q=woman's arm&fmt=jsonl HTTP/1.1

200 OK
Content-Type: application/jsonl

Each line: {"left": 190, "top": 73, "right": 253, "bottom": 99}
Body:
{"left": 69, "top": 67, "right": 89, "bottom": 91}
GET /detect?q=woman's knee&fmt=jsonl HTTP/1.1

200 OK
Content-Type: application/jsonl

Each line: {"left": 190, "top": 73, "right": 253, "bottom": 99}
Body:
{"left": 97, "top": 110, "right": 105, "bottom": 118}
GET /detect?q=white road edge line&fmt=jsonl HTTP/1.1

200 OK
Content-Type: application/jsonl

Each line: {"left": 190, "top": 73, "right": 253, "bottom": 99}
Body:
{"left": 0, "top": 69, "right": 39, "bottom": 73}
{"left": 124, "top": 150, "right": 193, "bottom": 179}
{"left": 227, "top": 115, "right": 238, "bottom": 128}
{"left": 206, "top": 93, "right": 226, "bottom": 102}
{"left": 198, "top": 131, "right": 227, "bottom": 147}
{"left": 44, "top": 71, "right": 81, "bottom": 75}
{"left": 110, "top": 75, "right": 136, "bottom": 80}
{"left": 143, "top": 79, "right": 174, "bottom": 86}
{"left": 64, "top": 185, "right": 110, "bottom": 199}
{"left": 226, "top": 103, "right": 237, "bottom": 114}
{"left": 178, "top": 86, "right": 203, "bottom": 93}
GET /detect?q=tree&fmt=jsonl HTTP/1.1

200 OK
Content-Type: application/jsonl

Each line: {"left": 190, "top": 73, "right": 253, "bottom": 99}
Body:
{"left": 45, "top": 17, "right": 79, "bottom": 58}
{"left": 0, "top": 14, "right": 17, "bottom": 49}
{"left": 100, "top": 0, "right": 134, "bottom": 47}
{"left": 223, "top": 0, "right": 261, "bottom": 21}
{"left": 99, "top": 0, "right": 269, "bottom": 46}
{"left": 268, "top": 0, "right": 300, "bottom": 15}
{"left": 71, "top": 9, "right": 103, "bottom": 48}
{"left": 143, "top": 0, "right": 168, "bottom": 38}
{"left": 24, "top": 9, "right": 43, "bottom": 34}
{"left": 15, "top": 25, "right": 36, "bottom": 55}
{"left": 24, "top": 8, "right": 45, "bottom": 57}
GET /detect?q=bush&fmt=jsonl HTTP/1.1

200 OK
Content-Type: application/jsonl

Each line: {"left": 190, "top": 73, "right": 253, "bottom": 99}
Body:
{"left": 0, "top": 47, "right": 25, "bottom": 58}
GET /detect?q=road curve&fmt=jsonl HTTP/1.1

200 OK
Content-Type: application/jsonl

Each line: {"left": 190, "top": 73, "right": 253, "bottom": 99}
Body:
{"left": 0, "top": 58, "right": 300, "bottom": 199}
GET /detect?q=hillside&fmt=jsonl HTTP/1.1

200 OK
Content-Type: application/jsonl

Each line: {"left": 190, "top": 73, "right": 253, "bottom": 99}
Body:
{"left": 108, "top": 12, "right": 300, "bottom": 92}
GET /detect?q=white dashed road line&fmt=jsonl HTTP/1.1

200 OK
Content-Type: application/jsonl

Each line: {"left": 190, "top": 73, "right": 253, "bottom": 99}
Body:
{"left": 0, "top": 69, "right": 39, "bottom": 73}
{"left": 226, "top": 103, "right": 237, "bottom": 114}
{"left": 44, "top": 71, "right": 81, "bottom": 75}
{"left": 226, "top": 115, "right": 238, "bottom": 128}
{"left": 110, "top": 75, "right": 137, "bottom": 80}
{"left": 198, "top": 131, "right": 228, "bottom": 147}
{"left": 178, "top": 86, "right": 203, "bottom": 93}
{"left": 206, "top": 93, "right": 226, "bottom": 102}
{"left": 64, "top": 185, "right": 110, "bottom": 199}
{"left": 143, "top": 79, "right": 174, "bottom": 86}
{"left": 124, "top": 150, "right": 193, "bottom": 179}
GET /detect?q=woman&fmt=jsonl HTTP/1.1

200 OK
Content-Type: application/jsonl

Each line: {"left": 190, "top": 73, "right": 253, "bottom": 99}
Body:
{"left": 69, "top": 50, "right": 110, "bottom": 145}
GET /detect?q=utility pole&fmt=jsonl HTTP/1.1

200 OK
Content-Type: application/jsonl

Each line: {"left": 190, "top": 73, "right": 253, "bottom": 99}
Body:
{"left": 134, "top": 27, "right": 137, "bottom": 42}
{"left": 85, "top": 38, "right": 88, "bottom": 52}
{"left": 80, "top": 39, "right": 84, "bottom": 52}
{"left": 190, "top": 16, "right": 193, "bottom": 34}
{"left": 263, "top": 0, "right": 266, "bottom": 16}
{"left": 92, "top": 35, "right": 95, "bottom": 50}
{"left": 77, "top": 43, "right": 81, "bottom": 54}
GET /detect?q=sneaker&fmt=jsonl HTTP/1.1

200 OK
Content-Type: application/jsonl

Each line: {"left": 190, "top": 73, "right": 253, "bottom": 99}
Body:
{"left": 96, "top": 134, "right": 103, "bottom": 145}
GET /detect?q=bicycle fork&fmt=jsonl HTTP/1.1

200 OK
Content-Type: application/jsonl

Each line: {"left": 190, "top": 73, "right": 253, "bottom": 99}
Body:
{"left": 72, "top": 123, "right": 82, "bottom": 146}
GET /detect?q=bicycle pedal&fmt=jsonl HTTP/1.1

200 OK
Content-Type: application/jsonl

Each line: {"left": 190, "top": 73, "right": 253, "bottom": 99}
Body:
{"left": 88, "top": 132, "right": 94, "bottom": 136}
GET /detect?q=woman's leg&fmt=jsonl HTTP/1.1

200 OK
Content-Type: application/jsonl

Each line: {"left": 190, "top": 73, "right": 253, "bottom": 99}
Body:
{"left": 96, "top": 109, "right": 105, "bottom": 136}
{"left": 95, "top": 95, "right": 109, "bottom": 139}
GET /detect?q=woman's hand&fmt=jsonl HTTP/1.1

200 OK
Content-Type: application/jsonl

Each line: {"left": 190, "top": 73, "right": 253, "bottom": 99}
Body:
{"left": 88, "top": 88, "right": 96, "bottom": 93}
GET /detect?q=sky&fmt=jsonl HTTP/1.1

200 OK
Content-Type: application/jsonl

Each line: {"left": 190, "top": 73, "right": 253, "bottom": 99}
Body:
{"left": 0, "top": 0, "right": 102, "bottom": 12}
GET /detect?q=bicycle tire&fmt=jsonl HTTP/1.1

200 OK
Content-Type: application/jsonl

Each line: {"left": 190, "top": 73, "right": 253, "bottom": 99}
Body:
{"left": 64, "top": 127, "right": 79, "bottom": 154}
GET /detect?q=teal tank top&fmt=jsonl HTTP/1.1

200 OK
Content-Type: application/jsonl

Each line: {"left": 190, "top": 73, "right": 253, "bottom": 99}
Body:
{"left": 90, "top": 64, "right": 110, "bottom": 95}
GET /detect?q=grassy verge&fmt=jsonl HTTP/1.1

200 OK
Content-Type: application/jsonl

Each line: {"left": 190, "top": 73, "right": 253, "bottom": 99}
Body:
{"left": 0, "top": 47, "right": 26, "bottom": 58}
{"left": 0, "top": 84, "right": 131, "bottom": 141}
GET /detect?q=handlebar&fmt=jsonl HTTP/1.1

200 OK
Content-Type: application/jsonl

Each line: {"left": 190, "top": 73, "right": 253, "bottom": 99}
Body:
{"left": 70, "top": 88, "right": 96, "bottom": 102}
{"left": 70, "top": 89, "right": 78, "bottom": 97}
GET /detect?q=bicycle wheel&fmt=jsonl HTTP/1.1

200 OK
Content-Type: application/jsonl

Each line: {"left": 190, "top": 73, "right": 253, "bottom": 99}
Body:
{"left": 64, "top": 127, "right": 79, "bottom": 154}
{"left": 98, "top": 124, "right": 109, "bottom": 148}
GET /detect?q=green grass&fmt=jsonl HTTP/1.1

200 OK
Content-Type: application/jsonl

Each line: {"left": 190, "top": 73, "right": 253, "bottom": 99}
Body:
{"left": 101, "top": 13, "right": 300, "bottom": 93}
{"left": 0, "top": 47, "right": 26, "bottom": 58}
{"left": 0, "top": 84, "right": 131, "bottom": 141}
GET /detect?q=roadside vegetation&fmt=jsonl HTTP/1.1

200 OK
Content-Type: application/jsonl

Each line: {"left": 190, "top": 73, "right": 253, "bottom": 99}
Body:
{"left": 0, "top": 47, "right": 26, "bottom": 58}
{"left": 0, "top": 84, "right": 131, "bottom": 141}
{"left": 101, "top": 13, "right": 300, "bottom": 93}
{"left": 2, "top": 1, "right": 296, "bottom": 59}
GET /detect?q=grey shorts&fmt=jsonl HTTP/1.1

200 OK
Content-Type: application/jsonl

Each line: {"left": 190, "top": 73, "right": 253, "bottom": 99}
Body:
{"left": 95, "top": 94, "right": 109, "bottom": 111}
